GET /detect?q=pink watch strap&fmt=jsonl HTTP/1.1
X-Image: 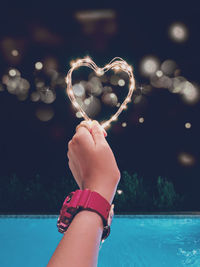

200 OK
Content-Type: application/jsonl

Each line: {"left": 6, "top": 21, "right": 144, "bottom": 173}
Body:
{"left": 63, "top": 189, "right": 110, "bottom": 224}
{"left": 57, "top": 189, "right": 113, "bottom": 241}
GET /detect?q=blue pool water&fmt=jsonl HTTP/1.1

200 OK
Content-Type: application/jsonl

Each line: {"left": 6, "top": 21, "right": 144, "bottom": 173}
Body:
{"left": 0, "top": 215, "right": 200, "bottom": 267}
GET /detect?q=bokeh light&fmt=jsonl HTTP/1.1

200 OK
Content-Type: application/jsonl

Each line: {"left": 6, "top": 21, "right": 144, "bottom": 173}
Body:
{"left": 178, "top": 152, "right": 195, "bottom": 166}
{"left": 169, "top": 22, "right": 189, "bottom": 42}
{"left": 40, "top": 88, "right": 56, "bottom": 104}
{"left": 35, "top": 62, "right": 43, "bottom": 70}
{"left": 150, "top": 74, "right": 172, "bottom": 89}
{"left": 181, "top": 82, "right": 199, "bottom": 105}
{"left": 156, "top": 70, "right": 163, "bottom": 77}
{"left": 161, "top": 60, "right": 177, "bottom": 76}
{"left": 72, "top": 83, "right": 85, "bottom": 98}
{"left": 139, "top": 117, "right": 144, "bottom": 123}
{"left": 102, "top": 92, "right": 118, "bottom": 106}
{"left": 185, "top": 122, "right": 191, "bottom": 129}
{"left": 11, "top": 49, "right": 19, "bottom": 57}
{"left": 118, "top": 79, "right": 125, "bottom": 86}
{"left": 31, "top": 91, "right": 40, "bottom": 102}
{"left": 140, "top": 56, "right": 160, "bottom": 77}
{"left": 76, "top": 111, "right": 83, "bottom": 118}
{"left": 35, "top": 106, "right": 55, "bottom": 121}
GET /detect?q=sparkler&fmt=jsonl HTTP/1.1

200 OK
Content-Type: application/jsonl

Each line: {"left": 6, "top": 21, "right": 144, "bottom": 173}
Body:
{"left": 65, "top": 56, "right": 136, "bottom": 129}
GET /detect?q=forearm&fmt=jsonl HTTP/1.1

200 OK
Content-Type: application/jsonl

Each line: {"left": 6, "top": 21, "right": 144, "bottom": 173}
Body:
{"left": 47, "top": 210, "right": 104, "bottom": 267}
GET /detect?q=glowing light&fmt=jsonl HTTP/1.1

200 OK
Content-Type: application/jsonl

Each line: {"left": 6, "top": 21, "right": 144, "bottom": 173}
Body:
{"left": 110, "top": 75, "right": 119, "bottom": 86}
{"left": 31, "top": 91, "right": 40, "bottom": 102}
{"left": 35, "top": 62, "right": 43, "bottom": 70}
{"left": 9, "top": 69, "right": 17, "bottom": 77}
{"left": 117, "top": 189, "right": 123, "bottom": 194}
{"left": 82, "top": 96, "right": 101, "bottom": 118}
{"left": 156, "top": 70, "right": 163, "bottom": 77}
{"left": 11, "top": 50, "right": 19, "bottom": 56}
{"left": 102, "top": 92, "right": 118, "bottom": 107}
{"left": 65, "top": 57, "right": 135, "bottom": 129}
{"left": 87, "top": 77, "right": 103, "bottom": 96}
{"left": 178, "top": 152, "right": 195, "bottom": 166}
{"left": 140, "top": 56, "right": 160, "bottom": 77}
{"left": 139, "top": 117, "right": 144, "bottom": 123}
{"left": 103, "top": 86, "right": 112, "bottom": 93}
{"left": 118, "top": 79, "right": 125, "bottom": 86}
{"left": 96, "top": 68, "right": 104, "bottom": 76}
{"left": 72, "top": 83, "right": 85, "bottom": 97}
{"left": 170, "top": 77, "right": 186, "bottom": 93}
{"left": 122, "top": 122, "right": 127, "bottom": 127}
{"left": 169, "top": 23, "right": 188, "bottom": 42}
{"left": 181, "top": 82, "right": 199, "bottom": 105}
{"left": 75, "top": 9, "right": 116, "bottom": 21}
{"left": 76, "top": 111, "right": 83, "bottom": 118}
{"left": 151, "top": 75, "right": 172, "bottom": 89}
{"left": 35, "top": 106, "right": 54, "bottom": 121}
{"left": 185, "top": 122, "right": 191, "bottom": 129}
{"left": 40, "top": 88, "right": 56, "bottom": 104}
{"left": 161, "top": 60, "right": 177, "bottom": 76}
{"left": 84, "top": 98, "right": 91, "bottom": 105}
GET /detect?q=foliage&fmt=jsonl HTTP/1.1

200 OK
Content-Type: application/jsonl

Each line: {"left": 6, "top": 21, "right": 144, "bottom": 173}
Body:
{"left": 114, "top": 171, "right": 184, "bottom": 212}
{"left": 153, "top": 176, "right": 184, "bottom": 211}
{"left": 114, "top": 171, "right": 151, "bottom": 212}
{"left": 0, "top": 171, "right": 186, "bottom": 213}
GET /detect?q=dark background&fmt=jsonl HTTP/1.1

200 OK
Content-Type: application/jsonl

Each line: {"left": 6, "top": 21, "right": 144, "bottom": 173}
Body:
{"left": 0, "top": 1, "right": 200, "bottom": 212}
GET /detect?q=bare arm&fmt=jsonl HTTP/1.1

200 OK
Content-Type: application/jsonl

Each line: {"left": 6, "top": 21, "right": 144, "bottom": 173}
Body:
{"left": 47, "top": 121, "right": 120, "bottom": 267}
{"left": 47, "top": 210, "right": 104, "bottom": 267}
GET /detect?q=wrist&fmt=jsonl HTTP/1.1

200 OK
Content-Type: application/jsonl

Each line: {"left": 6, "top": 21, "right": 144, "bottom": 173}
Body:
{"left": 82, "top": 185, "right": 117, "bottom": 205}
{"left": 75, "top": 209, "right": 104, "bottom": 230}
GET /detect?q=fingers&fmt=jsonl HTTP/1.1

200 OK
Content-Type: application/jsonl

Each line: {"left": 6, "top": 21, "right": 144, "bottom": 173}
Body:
{"left": 76, "top": 121, "right": 91, "bottom": 133}
{"left": 90, "top": 121, "right": 106, "bottom": 145}
{"left": 73, "top": 125, "right": 94, "bottom": 147}
{"left": 72, "top": 120, "right": 107, "bottom": 148}
{"left": 76, "top": 120, "right": 107, "bottom": 137}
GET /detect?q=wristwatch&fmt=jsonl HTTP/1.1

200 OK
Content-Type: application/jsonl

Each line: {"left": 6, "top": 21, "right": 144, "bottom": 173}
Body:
{"left": 57, "top": 189, "right": 114, "bottom": 242}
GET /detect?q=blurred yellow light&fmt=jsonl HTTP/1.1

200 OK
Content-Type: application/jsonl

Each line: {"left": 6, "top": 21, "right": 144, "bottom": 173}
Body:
{"left": 139, "top": 117, "right": 144, "bottom": 123}
{"left": 178, "top": 152, "right": 195, "bottom": 166}
{"left": 181, "top": 82, "right": 199, "bottom": 105}
{"left": 118, "top": 79, "right": 125, "bottom": 86}
{"left": 156, "top": 70, "right": 163, "bottom": 77}
{"left": 84, "top": 98, "right": 91, "bottom": 105}
{"left": 75, "top": 9, "right": 116, "bottom": 21}
{"left": 9, "top": 69, "right": 17, "bottom": 77}
{"left": 76, "top": 111, "right": 83, "bottom": 118}
{"left": 185, "top": 122, "right": 191, "bottom": 129}
{"left": 35, "top": 62, "right": 43, "bottom": 70}
{"left": 122, "top": 122, "right": 127, "bottom": 127}
{"left": 169, "top": 22, "right": 188, "bottom": 42}
{"left": 96, "top": 68, "right": 104, "bottom": 76}
{"left": 35, "top": 107, "right": 54, "bottom": 121}
{"left": 11, "top": 49, "right": 19, "bottom": 56}
{"left": 140, "top": 56, "right": 160, "bottom": 77}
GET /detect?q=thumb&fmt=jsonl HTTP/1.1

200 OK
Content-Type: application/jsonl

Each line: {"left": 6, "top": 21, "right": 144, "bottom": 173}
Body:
{"left": 90, "top": 121, "right": 106, "bottom": 144}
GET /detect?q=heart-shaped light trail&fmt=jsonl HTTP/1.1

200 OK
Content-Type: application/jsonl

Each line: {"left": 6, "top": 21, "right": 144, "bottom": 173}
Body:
{"left": 65, "top": 56, "right": 136, "bottom": 129}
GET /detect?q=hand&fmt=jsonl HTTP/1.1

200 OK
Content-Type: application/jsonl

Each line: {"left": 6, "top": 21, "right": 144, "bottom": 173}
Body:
{"left": 67, "top": 120, "right": 120, "bottom": 204}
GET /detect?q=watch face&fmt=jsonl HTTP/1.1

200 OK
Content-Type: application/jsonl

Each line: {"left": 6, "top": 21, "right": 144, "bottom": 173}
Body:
{"left": 107, "top": 204, "right": 114, "bottom": 226}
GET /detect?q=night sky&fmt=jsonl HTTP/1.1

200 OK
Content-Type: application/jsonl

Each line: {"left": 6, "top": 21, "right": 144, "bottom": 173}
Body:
{"left": 0, "top": 1, "right": 200, "bottom": 208}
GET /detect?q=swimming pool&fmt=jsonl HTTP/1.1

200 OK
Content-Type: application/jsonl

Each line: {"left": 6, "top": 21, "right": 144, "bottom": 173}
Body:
{"left": 0, "top": 215, "right": 200, "bottom": 267}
